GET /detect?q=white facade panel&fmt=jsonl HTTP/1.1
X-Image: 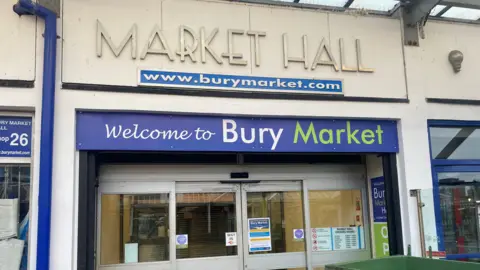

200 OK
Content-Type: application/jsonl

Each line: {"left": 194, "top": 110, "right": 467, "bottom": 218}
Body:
{"left": 0, "top": 1, "right": 36, "bottom": 81}
{"left": 421, "top": 21, "right": 480, "bottom": 101}
{"left": 62, "top": 0, "right": 407, "bottom": 99}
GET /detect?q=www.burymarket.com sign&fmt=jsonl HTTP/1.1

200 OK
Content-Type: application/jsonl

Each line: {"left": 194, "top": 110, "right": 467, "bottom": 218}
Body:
{"left": 76, "top": 112, "right": 398, "bottom": 153}
{"left": 138, "top": 69, "right": 343, "bottom": 94}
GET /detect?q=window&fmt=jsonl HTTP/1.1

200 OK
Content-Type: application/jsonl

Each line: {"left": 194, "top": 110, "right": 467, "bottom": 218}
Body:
{"left": 308, "top": 190, "right": 365, "bottom": 252}
{"left": 438, "top": 172, "right": 480, "bottom": 256}
{"left": 429, "top": 126, "right": 480, "bottom": 160}
{"left": 100, "top": 194, "right": 170, "bottom": 265}
{"left": 0, "top": 165, "right": 31, "bottom": 270}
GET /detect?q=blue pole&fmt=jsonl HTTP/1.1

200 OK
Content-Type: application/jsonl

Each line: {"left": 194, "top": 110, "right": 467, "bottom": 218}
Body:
{"left": 13, "top": 1, "right": 57, "bottom": 269}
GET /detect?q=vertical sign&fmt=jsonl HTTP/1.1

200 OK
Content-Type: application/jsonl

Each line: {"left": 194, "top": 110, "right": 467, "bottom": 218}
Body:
{"left": 371, "top": 176, "right": 389, "bottom": 258}
{"left": 248, "top": 218, "right": 272, "bottom": 252}
{"left": 0, "top": 117, "right": 32, "bottom": 157}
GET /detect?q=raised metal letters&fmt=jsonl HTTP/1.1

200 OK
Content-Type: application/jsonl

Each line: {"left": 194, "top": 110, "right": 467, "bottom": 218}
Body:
{"left": 200, "top": 27, "right": 222, "bottom": 64}
{"left": 94, "top": 20, "right": 374, "bottom": 73}
{"left": 140, "top": 24, "right": 174, "bottom": 61}
{"left": 356, "top": 39, "right": 374, "bottom": 73}
{"left": 96, "top": 20, "right": 137, "bottom": 59}
{"left": 221, "top": 29, "right": 247, "bottom": 66}
{"left": 311, "top": 38, "right": 338, "bottom": 71}
{"left": 177, "top": 25, "right": 199, "bottom": 62}
{"left": 247, "top": 31, "right": 266, "bottom": 67}
{"left": 283, "top": 34, "right": 308, "bottom": 69}
{"left": 339, "top": 38, "right": 357, "bottom": 72}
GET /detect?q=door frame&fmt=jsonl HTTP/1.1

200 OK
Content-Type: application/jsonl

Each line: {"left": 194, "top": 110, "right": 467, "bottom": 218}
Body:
{"left": 432, "top": 165, "right": 480, "bottom": 261}
{"left": 94, "top": 164, "right": 369, "bottom": 270}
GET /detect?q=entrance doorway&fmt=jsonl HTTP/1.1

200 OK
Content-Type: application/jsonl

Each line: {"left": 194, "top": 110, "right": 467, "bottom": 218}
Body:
{"left": 95, "top": 164, "right": 371, "bottom": 270}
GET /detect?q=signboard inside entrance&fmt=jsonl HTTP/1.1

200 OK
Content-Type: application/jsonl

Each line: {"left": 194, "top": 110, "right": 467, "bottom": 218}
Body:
{"left": 248, "top": 218, "right": 272, "bottom": 252}
{"left": 76, "top": 111, "right": 399, "bottom": 153}
{"left": 0, "top": 116, "right": 32, "bottom": 158}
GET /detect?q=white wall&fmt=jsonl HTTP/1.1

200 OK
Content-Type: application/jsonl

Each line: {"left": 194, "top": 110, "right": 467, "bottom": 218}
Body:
{"left": 421, "top": 20, "right": 480, "bottom": 101}
{"left": 5, "top": 0, "right": 479, "bottom": 269}
{"left": 0, "top": 3, "right": 42, "bottom": 270}
{"left": 0, "top": 1, "right": 36, "bottom": 82}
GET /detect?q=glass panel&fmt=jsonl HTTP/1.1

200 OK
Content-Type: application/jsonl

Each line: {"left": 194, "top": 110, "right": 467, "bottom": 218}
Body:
{"left": 442, "top": 7, "right": 480, "bottom": 21}
{"left": 430, "top": 5, "right": 447, "bottom": 16}
{"left": 100, "top": 194, "right": 169, "bottom": 265}
{"left": 247, "top": 191, "right": 305, "bottom": 254}
{"left": 176, "top": 192, "right": 237, "bottom": 259}
{"left": 438, "top": 172, "right": 480, "bottom": 255}
{"left": 430, "top": 127, "right": 480, "bottom": 160}
{"left": 0, "top": 165, "right": 31, "bottom": 270}
{"left": 350, "top": 0, "right": 399, "bottom": 12}
{"left": 301, "top": 0, "right": 348, "bottom": 7}
{"left": 309, "top": 190, "right": 365, "bottom": 254}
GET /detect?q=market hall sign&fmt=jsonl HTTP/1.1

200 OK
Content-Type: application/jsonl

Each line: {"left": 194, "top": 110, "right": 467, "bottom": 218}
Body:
{"left": 96, "top": 21, "right": 374, "bottom": 73}
{"left": 76, "top": 112, "right": 398, "bottom": 153}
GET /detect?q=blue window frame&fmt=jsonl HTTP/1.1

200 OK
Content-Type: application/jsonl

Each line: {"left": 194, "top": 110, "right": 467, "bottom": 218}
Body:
{"left": 428, "top": 120, "right": 480, "bottom": 261}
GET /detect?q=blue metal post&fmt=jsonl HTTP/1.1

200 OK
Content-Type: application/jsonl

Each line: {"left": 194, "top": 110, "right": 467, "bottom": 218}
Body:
{"left": 13, "top": 1, "right": 57, "bottom": 269}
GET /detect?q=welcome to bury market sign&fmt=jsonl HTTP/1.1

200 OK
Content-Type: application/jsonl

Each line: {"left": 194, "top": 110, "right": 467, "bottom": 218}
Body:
{"left": 96, "top": 21, "right": 375, "bottom": 94}
{"left": 76, "top": 112, "right": 398, "bottom": 153}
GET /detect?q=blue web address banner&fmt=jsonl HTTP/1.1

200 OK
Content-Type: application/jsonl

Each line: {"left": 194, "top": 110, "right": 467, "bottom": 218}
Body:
{"left": 138, "top": 69, "right": 343, "bottom": 94}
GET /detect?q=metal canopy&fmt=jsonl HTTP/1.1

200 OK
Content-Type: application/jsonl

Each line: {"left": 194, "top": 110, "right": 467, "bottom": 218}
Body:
{"left": 235, "top": 0, "right": 480, "bottom": 21}
{"left": 230, "top": 0, "right": 480, "bottom": 46}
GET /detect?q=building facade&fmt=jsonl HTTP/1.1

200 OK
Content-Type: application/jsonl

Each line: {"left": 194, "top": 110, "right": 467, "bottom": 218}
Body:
{"left": 2, "top": 0, "right": 480, "bottom": 269}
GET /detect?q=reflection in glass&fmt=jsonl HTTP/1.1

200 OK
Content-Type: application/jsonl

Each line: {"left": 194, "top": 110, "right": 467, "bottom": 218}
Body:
{"left": 176, "top": 192, "right": 237, "bottom": 259}
{"left": 100, "top": 194, "right": 169, "bottom": 265}
{"left": 309, "top": 190, "right": 364, "bottom": 228}
{"left": 308, "top": 189, "right": 365, "bottom": 259}
{"left": 247, "top": 191, "right": 305, "bottom": 254}
{"left": 0, "top": 165, "right": 31, "bottom": 270}
{"left": 438, "top": 172, "right": 480, "bottom": 256}
{"left": 429, "top": 127, "right": 480, "bottom": 160}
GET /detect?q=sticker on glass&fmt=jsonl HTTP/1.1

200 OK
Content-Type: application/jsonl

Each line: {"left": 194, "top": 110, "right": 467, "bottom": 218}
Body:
{"left": 176, "top": 234, "right": 188, "bottom": 249}
{"left": 293, "top": 229, "right": 304, "bottom": 241}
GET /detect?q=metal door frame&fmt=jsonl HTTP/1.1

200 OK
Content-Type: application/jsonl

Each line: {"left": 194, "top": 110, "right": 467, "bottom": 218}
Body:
{"left": 95, "top": 164, "right": 368, "bottom": 270}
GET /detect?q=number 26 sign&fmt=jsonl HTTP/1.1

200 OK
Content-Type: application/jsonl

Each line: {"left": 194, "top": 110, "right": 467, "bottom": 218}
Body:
{"left": 0, "top": 117, "right": 32, "bottom": 157}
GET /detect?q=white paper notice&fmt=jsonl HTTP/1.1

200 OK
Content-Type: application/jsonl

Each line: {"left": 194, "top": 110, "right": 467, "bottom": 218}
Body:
{"left": 124, "top": 243, "right": 139, "bottom": 263}
{"left": 311, "top": 228, "right": 333, "bottom": 251}
{"left": 225, "top": 232, "right": 237, "bottom": 246}
{"left": 332, "top": 227, "right": 360, "bottom": 250}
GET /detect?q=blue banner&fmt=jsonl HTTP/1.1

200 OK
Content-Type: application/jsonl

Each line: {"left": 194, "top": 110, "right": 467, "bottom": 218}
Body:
{"left": 0, "top": 116, "right": 32, "bottom": 157}
{"left": 138, "top": 69, "right": 343, "bottom": 94}
{"left": 76, "top": 112, "right": 398, "bottom": 153}
{"left": 371, "top": 176, "right": 387, "bottom": 222}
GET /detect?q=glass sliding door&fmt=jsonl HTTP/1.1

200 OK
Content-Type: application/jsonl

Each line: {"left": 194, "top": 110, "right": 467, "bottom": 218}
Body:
{"left": 175, "top": 182, "right": 243, "bottom": 270}
{"left": 242, "top": 181, "right": 307, "bottom": 270}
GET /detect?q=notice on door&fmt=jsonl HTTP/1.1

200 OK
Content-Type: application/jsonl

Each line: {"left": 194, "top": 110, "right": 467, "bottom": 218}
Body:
{"left": 225, "top": 232, "right": 237, "bottom": 246}
{"left": 248, "top": 218, "right": 272, "bottom": 252}
{"left": 332, "top": 227, "right": 360, "bottom": 250}
{"left": 311, "top": 228, "right": 333, "bottom": 251}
